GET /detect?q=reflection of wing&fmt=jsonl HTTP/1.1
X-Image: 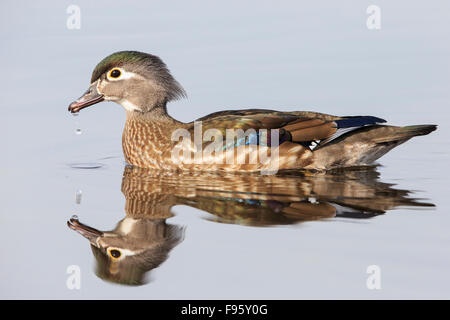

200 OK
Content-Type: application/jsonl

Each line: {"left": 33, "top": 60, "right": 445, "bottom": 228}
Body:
{"left": 178, "top": 196, "right": 337, "bottom": 225}
{"left": 122, "top": 166, "right": 434, "bottom": 227}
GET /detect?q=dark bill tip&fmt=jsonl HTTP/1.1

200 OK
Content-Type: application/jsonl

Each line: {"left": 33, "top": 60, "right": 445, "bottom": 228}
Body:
{"left": 68, "top": 83, "right": 104, "bottom": 113}
{"left": 68, "top": 95, "right": 104, "bottom": 113}
{"left": 67, "top": 217, "right": 103, "bottom": 241}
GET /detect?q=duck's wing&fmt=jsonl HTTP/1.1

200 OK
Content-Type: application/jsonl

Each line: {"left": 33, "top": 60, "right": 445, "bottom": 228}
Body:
{"left": 197, "top": 109, "right": 341, "bottom": 122}
{"left": 193, "top": 109, "right": 386, "bottom": 150}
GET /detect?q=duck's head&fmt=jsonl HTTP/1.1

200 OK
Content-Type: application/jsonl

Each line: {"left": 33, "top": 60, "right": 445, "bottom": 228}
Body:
{"left": 68, "top": 51, "right": 186, "bottom": 114}
{"left": 67, "top": 216, "right": 184, "bottom": 285}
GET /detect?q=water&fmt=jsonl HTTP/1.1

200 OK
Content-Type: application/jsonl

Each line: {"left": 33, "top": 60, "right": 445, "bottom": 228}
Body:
{"left": 1, "top": 0, "right": 450, "bottom": 299}
{"left": 69, "top": 163, "right": 105, "bottom": 169}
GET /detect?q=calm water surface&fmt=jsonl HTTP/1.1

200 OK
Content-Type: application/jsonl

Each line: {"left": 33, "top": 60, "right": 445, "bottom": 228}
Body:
{"left": 1, "top": 1, "right": 450, "bottom": 298}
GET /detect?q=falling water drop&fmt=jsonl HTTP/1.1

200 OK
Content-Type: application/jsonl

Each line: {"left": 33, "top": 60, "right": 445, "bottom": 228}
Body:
{"left": 71, "top": 214, "right": 79, "bottom": 220}
{"left": 73, "top": 112, "right": 82, "bottom": 135}
{"left": 75, "top": 189, "right": 82, "bottom": 204}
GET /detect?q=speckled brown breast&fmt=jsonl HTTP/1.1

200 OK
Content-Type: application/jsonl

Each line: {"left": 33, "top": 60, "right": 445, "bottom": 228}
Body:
{"left": 122, "top": 117, "right": 315, "bottom": 172}
{"left": 122, "top": 117, "right": 180, "bottom": 170}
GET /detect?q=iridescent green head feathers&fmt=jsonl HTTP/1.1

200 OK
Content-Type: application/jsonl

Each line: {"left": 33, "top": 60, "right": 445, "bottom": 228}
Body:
{"left": 91, "top": 50, "right": 186, "bottom": 102}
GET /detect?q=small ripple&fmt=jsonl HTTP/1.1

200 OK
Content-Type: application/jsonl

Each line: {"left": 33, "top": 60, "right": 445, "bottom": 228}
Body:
{"left": 68, "top": 162, "right": 105, "bottom": 169}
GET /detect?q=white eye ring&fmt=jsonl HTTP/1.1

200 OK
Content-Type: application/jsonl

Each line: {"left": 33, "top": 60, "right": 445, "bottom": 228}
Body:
{"left": 106, "top": 67, "right": 136, "bottom": 81}
{"left": 107, "top": 248, "right": 122, "bottom": 260}
{"left": 107, "top": 68, "right": 123, "bottom": 80}
{"left": 106, "top": 247, "right": 139, "bottom": 260}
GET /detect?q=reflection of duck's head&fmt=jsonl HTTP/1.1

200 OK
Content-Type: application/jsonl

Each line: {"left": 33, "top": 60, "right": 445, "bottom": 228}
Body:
{"left": 68, "top": 216, "right": 183, "bottom": 285}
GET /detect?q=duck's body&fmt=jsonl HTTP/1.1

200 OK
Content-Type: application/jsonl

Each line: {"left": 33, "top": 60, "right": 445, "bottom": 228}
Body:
{"left": 122, "top": 106, "right": 435, "bottom": 172}
{"left": 69, "top": 51, "right": 436, "bottom": 172}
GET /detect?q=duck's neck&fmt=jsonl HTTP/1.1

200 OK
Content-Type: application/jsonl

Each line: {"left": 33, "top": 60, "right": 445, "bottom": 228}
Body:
{"left": 123, "top": 103, "right": 184, "bottom": 168}
{"left": 125, "top": 101, "right": 180, "bottom": 123}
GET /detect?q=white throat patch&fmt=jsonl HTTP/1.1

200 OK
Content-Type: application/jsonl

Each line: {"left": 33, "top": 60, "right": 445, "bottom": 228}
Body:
{"left": 118, "top": 218, "right": 138, "bottom": 235}
{"left": 119, "top": 99, "right": 142, "bottom": 112}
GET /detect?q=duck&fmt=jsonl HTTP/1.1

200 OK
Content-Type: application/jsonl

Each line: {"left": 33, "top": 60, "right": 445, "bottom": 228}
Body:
{"left": 68, "top": 51, "right": 437, "bottom": 172}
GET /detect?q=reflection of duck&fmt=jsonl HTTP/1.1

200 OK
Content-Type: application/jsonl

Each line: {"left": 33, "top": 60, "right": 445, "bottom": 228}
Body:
{"left": 68, "top": 216, "right": 183, "bottom": 286}
{"left": 122, "top": 166, "right": 434, "bottom": 226}
{"left": 68, "top": 166, "right": 434, "bottom": 285}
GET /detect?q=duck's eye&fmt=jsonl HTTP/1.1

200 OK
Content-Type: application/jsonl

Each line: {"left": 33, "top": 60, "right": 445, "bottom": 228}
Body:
{"left": 108, "top": 68, "right": 121, "bottom": 79}
{"left": 108, "top": 248, "right": 122, "bottom": 259}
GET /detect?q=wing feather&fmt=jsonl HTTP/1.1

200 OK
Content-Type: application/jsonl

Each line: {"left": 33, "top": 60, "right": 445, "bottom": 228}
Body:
{"left": 190, "top": 109, "right": 385, "bottom": 150}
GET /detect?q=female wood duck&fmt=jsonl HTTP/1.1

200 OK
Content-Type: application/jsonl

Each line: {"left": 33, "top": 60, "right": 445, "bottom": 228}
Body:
{"left": 68, "top": 51, "right": 436, "bottom": 172}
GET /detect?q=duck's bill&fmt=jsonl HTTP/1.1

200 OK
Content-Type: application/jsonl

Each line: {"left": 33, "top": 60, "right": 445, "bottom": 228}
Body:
{"left": 67, "top": 217, "right": 103, "bottom": 243}
{"left": 68, "top": 83, "right": 104, "bottom": 113}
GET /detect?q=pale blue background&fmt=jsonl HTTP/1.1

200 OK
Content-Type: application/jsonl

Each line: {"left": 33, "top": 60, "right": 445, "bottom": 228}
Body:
{"left": 1, "top": 0, "right": 449, "bottom": 298}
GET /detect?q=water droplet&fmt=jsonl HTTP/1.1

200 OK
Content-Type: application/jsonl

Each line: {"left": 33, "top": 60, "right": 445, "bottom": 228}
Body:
{"left": 75, "top": 128, "right": 82, "bottom": 135}
{"left": 69, "top": 162, "right": 105, "bottom": 169}
{"left": 71, "top": 214, "right": 79, "bottom": 220}
{"left": 75, "top": 189, "right": 82, "bottom": 204}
